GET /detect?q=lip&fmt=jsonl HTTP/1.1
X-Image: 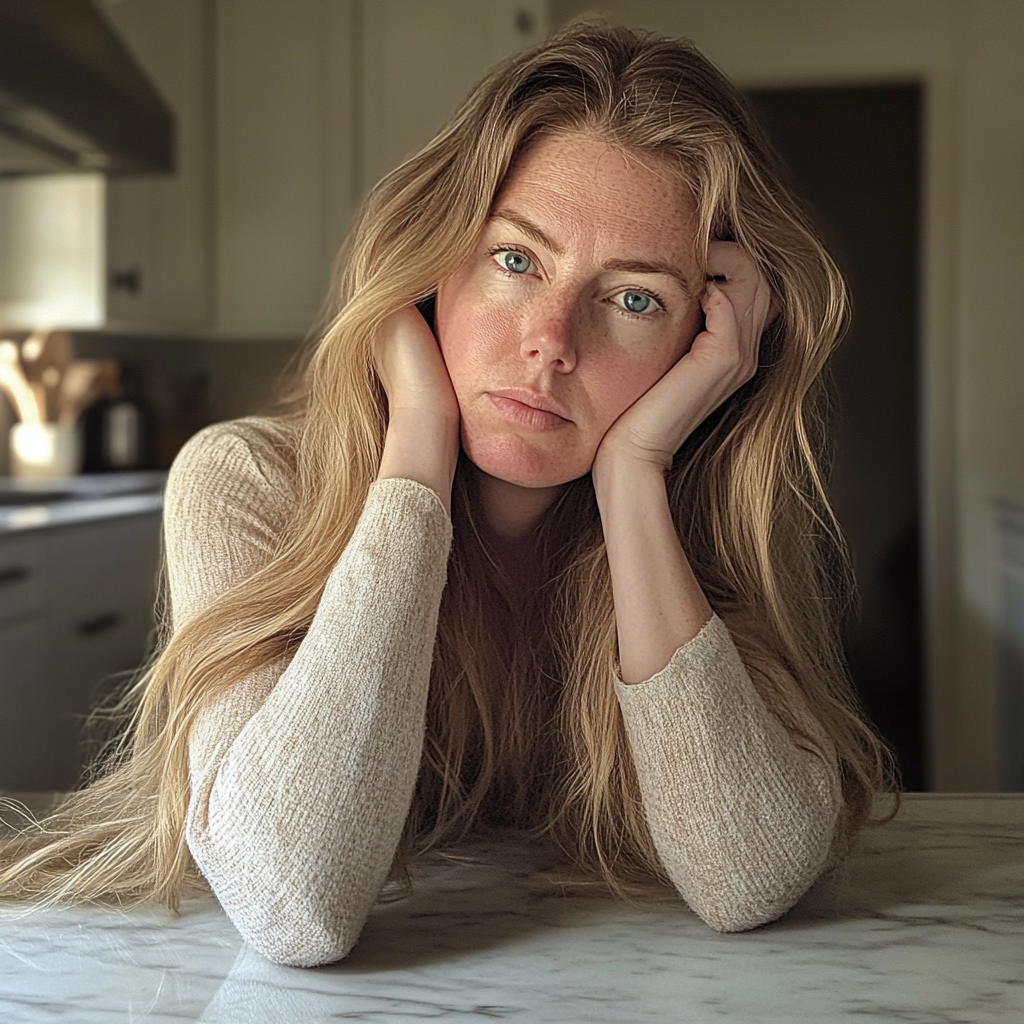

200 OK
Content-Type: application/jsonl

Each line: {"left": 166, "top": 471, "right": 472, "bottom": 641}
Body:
{"left": 486, "top": 388, "right": 572, "bottom": 431}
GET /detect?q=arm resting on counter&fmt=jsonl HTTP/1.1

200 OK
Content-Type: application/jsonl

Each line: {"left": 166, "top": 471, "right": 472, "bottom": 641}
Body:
{"left": 616, "top": 614, "right": 842, "bottom": 932}
{"left": 164, "top": 423, "right": 452, "bottom": 967}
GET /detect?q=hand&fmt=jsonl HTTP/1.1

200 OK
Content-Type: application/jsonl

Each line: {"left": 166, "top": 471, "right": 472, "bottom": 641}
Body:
{"left": 373, "top": 305, "right": 460, "bottom": 423}
{"left": 373, "top": 305, "right": 460, "bottom": 508}
{"left": 594, "top": 241, "right": 774, "bottom": 476}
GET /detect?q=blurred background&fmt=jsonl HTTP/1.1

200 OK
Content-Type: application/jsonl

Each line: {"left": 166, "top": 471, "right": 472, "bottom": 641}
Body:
{"left": 0, "top": 0, "right": 1021, "bottom": 795}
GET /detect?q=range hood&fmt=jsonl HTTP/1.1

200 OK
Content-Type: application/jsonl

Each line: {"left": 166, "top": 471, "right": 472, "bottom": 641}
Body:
{"left": 0, "top": 0, "right": 174, "bottom": 176}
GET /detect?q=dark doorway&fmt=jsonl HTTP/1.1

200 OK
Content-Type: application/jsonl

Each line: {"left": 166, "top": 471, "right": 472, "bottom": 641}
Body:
{"left": 745, "top": 85, "right": 924, "bottom": 789}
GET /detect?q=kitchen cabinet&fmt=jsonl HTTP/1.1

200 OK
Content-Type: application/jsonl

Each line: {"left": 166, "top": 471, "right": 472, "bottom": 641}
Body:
{"left": 102, "top": 0, "right": 212, "bottom": 335}
{"left": 1, "top": 1, "right": 550, "bottom": 339}
{"left": 0, "top": 536, "right": 49, "bottom": 792}
{"left": 0, "top": 1, "right": 210, "bottom": 335}
{"left": 213, "top": 0, "right": 353, "bottom": 339}
{"left": 0, "top": 513, "right": 161, "bottom": 791}
{"left": 0, "top": 173, "right": 106, "bottom": 330}
{"left": 359, "top": 1, "right": 548, "bottom": 194}
{"left": 105, "top": 0, "right": 549, "bottom": 340}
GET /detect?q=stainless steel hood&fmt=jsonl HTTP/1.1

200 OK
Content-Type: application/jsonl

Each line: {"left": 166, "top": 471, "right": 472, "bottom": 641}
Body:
{"left": 0, "top": 0, "right": 174, "bottom": 176}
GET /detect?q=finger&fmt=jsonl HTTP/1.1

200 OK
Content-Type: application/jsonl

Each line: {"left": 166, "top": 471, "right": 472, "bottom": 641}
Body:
{"left": 698, "top": 281, "right": 761, "bottom": 383}
{"left": 706, "top": 240, "right": 756, "bottom": 283}
{"left": 705, "top": 244, "right": 773, "bottom": 341}
{"left": 698, "top": 280, "right": 734, "bottom": 331}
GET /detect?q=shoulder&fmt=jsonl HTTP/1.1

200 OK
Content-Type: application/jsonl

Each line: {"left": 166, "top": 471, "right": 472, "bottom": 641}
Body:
{"left": 167, "top": 416, "right": 298, "bottom": 504}
{"left": 163, "top": 417, "right": 302, "bottom": 627}
{"left": 165, "top": 415, "right": 300, "bottom": 535}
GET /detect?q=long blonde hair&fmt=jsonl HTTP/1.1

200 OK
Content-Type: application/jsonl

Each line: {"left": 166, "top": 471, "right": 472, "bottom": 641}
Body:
{"left": 1, "top": 23, "right": 893, "bottom": 908}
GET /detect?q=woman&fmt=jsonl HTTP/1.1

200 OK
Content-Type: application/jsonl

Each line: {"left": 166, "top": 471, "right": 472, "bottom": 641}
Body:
{"left": 1, "top": 23, "right": 892, "bottom": 967}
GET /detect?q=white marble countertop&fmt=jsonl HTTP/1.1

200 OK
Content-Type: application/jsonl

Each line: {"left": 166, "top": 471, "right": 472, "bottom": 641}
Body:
{"left": 0, "top": 793, "right": 1020, "bottom": 1022}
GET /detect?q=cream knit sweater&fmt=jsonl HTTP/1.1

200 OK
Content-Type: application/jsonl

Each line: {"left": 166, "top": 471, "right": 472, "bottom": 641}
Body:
{"left": 163, "top": 417, "right": 843, "bottom": 968}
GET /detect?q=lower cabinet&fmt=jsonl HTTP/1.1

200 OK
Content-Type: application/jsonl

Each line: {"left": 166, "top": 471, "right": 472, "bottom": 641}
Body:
{"left": 0, "top": 616, "right": 50, "bottom": 791}
{"left": 0, "top": 513, "right": 162, "bottom": 791}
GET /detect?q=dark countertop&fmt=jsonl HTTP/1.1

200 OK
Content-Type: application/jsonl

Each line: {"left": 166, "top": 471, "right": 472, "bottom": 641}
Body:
{"left": 0, "top": 472, "right": 165, "bottom": 535}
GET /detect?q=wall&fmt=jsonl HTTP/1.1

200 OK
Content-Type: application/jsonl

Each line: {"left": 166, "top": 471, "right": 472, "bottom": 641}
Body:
{"left": 551, "top": 0, "right": 1024, "bottom": 790}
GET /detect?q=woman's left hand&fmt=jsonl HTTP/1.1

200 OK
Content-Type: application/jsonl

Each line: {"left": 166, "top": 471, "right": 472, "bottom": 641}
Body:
{"left": 594, "top": 241, "right": 774, "bottom": 475}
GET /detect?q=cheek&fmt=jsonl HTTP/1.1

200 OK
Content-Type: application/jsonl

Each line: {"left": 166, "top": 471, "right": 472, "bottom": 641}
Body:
{"left": 586, "top": 357, "right": 664, "bottom": 427}
{"left": 588, "top": 302, "right": 702, "bottom": 425}
{"left": 436, "top": 280, "right": 520, "bottom": 388}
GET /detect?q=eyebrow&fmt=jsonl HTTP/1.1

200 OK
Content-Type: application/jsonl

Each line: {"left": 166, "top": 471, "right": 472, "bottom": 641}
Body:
{"left": 492, "top": 208, "right": 565, "bottom": 257}
{"left": 602, "top": 258, "right": 695, "bottom": 298}
{"left": 491, "top": 208, "right": 695, "bottom": 297}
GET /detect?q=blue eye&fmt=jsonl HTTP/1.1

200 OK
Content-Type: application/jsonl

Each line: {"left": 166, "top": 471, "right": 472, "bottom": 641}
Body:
{"left": 620, "top": 290, "right": 656, "bottom": 314}
{"left": 497, "top": 250, "right": 532, "bottom": 274}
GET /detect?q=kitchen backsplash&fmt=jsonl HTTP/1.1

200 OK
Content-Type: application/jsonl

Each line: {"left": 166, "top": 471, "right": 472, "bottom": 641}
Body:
{"left": 0, "top": 333, "right": 300, "bottom": 474}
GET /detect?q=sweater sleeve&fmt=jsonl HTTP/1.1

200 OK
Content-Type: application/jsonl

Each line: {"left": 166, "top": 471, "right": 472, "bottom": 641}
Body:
{"left": 162, "top": 422, "right": 452, "bottom": 967}
{"left": 615, "top": 614, "right": 842, "bottom": 933}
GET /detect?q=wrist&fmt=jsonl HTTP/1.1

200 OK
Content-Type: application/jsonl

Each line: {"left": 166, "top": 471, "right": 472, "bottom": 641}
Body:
{"left": 592, "top": 444, "right": 668, "bottom": 512}
{"left": 377, "top": 406, "right": 460, "bottom": 513}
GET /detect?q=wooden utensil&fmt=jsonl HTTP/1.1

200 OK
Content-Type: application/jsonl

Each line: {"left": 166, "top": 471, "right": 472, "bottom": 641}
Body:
{"left": 0, "top": 339, "right": 43, "bottom": 425}
{"left": 21, "top": 330, "right": 74, "bottom": 422}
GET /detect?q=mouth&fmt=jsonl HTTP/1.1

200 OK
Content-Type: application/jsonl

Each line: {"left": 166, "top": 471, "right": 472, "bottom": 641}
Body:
{"left": 486, "top": 388, "right": 572, "bottom": 431}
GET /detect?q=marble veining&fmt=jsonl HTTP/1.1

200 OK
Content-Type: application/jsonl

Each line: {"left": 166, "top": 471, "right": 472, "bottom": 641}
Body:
{"left": 0, "top": 794, "right": 1020, "bottom": 1023}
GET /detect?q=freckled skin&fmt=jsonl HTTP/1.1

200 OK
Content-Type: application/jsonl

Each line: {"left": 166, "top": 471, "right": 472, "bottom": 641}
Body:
{"left": 435, "top": 133, "right": 704, "bottom": 489}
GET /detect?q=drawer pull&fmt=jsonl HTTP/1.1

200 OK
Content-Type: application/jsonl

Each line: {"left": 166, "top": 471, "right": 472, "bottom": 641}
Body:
{"left": 0, "top": 566, "right": 30, "bottom": 587}
{"left": 76, "top": 612, "right": 122, "bottom": 637}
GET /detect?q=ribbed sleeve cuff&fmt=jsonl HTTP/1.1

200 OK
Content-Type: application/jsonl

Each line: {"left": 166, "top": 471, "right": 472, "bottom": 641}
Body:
{"left": 613, "top": 613, "right": 742, "bottom": 706}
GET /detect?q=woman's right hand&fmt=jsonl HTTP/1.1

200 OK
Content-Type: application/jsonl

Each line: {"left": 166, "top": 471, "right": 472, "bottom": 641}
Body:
{"left": 373, "top": 305, "right": 461, "bottom": 511}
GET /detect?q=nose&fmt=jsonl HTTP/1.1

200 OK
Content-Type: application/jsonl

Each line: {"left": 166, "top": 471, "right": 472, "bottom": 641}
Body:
{"left": 519, "top": 292, "right": 577, "bottom": 373}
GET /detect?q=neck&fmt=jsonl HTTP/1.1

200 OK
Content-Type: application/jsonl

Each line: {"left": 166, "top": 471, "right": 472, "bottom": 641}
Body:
{"left": 472, "top": 466, "right": 563, "bottom": 540}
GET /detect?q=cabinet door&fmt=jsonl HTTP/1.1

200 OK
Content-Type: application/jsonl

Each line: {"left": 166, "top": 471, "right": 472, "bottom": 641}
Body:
{"left": 47, "top": 514, "right": 162, "bottom": 788}
{"left": 359, "top": 1, "right": 549, "bottom": 191}
{"left": 0, "top": 616, "right": 52, "bottom": 791}
{"left": 102, "top": 0, "right": 212, "bottom": 334}
{"left": 0, "top": 174, "right": 106, "bottom": 330}
{"left": 214, "top": 0, "right": 353, "bottom": 339}
{"left": 0, "top": 535, "right": 45, "bottom": 626}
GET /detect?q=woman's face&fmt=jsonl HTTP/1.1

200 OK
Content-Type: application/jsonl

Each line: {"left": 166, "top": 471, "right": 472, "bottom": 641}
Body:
{"left": 435, "top": 132, "right": 704, "bottom": 489}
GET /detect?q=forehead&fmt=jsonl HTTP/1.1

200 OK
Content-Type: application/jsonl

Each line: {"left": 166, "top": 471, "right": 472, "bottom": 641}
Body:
{"left": 491, "top": 132, "right": 698, "bottom": 261}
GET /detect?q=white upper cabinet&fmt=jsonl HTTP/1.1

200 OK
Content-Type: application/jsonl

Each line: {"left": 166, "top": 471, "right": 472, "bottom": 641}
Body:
{"left": 102, "top": 0, "right": 212, "bottom": 334}
{"left": 0, "top": 0, "right": 550, "bottom": 340}
{"left": 213, "top": 0, "right": 353, "bottom": 339}
{"left": 0, "top": 174, "right": 106, "bottom": 330}
{"left": 359, "top": 1, "right": 548, "bottom": 193}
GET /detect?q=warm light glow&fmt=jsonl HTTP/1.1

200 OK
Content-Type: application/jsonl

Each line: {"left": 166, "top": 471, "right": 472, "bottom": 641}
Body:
{"left": 9, "top": 422, "right": 81, "bottom": 478}
{"left": 12, "top": 422, "right": 55, "bottom": 465}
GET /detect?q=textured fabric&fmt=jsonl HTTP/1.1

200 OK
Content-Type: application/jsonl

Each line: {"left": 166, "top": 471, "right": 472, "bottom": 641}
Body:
{"left": 164, "top": 417, "right": 843, "bottom": 966}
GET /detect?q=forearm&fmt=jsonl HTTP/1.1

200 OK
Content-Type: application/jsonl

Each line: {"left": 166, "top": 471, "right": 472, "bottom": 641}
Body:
{"left": 615, "top": 619, "right": 842, "bottom": 931}
{"left": 185, "top": 479, "right": 452, "bottom": 967}
{"left": 593, "top": 455, "right": 711, "bottom": 684}
{"left": 594, "top": 453, "right": 840, "bottom": 928}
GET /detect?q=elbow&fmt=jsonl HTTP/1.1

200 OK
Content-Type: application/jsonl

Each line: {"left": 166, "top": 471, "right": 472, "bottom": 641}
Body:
{"left": 244, "top": 913, "right": 362, "bottom": 968}
{"left": 212, "top": 879, "right": 373, "bottom": 967}
{"left": 187, "top": 837, "right": 369, "bottom": 968}
{"left": 671, "top": 824, "right": 837, "bottom": 934}
{"left": 690, "top": 885, "right": 801, "bottom": 934}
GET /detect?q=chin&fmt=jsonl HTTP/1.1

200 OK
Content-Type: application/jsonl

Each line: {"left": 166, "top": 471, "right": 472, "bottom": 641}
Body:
{"left": 461, "top": 430, "right": 590, "bottom": 489}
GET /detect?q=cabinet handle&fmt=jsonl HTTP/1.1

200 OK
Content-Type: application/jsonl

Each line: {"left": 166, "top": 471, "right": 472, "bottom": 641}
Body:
{"left": 110, "top": 267, "right": 143, "bottom": 295}
{"left": 76, "top": 612, "right": 122, "bottom": 637}
{"left": 0, "top": 566, "right": 29, "bottom": 587}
